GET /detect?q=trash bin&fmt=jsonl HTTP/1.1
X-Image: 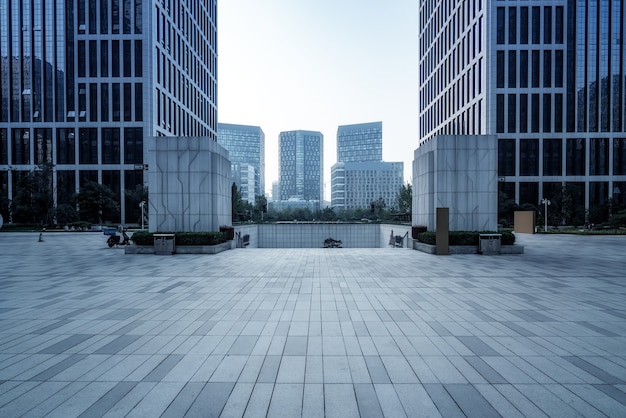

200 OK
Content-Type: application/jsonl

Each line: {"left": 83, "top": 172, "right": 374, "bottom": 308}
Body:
{"left": 154, "top": 233, "right": 175, "bottom": 255}
{"left": 478, "top": 233, "right": 501, "bottom": 254}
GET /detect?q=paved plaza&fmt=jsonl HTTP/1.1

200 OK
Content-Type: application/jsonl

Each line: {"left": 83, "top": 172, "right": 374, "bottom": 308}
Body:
{"left": 0, "top": 232, "right": 625, "bottom": 417}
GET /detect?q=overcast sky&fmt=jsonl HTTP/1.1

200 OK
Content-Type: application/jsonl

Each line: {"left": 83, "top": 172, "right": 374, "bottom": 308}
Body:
{"left": 218, "top": 0, "right": 418, "bottom": 199}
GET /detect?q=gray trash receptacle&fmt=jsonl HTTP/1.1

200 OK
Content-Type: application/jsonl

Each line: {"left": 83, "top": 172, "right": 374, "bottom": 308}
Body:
{"left": 478, "top": 233, "right": 501, "bottom": 254}
{"left": 154, "top": 233, "right": 175, "bottom": 255}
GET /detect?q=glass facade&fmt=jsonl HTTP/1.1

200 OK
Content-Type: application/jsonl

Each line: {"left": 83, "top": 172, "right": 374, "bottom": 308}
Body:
{"left": 419, "top": 0, "right": 626, "bottom": 211}
{"left": 217, "top": 123, "right": 266, "bottom": 199}
{"left": 0, "top": 0, "right": 219, "bottom": 224}
{"left": 337, "top": 122, "right": 383, "bottom": 163}
{"left": 279, "top": 130, "right": 323, "bottom": 205}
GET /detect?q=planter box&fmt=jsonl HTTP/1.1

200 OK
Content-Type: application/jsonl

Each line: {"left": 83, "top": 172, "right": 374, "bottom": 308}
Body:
{"left": 125, "top": 241, "right": 231, "bottom": 255}
{"left": 413, "top": 241, "right": 524, "bottom": 255}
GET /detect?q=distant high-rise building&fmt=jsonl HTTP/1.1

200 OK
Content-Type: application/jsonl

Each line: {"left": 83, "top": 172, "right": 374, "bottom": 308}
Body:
{"left": 331, "top": 161, "right": 404, "bottom": 210}
{"left": 418, "top": 0, "right": 626, "bottom": 212}
{"left": 337, "top": 122, "right": 383, "bottom": 163}
{"left": 0, "top": 1, "right": 218, "bottom": 224}
{"left": 332, "top": 121, "right": 403, "bottom": 210}
{"left": 278, "top": 130, "right": 323, "bottom": 205}
{"left": 217, "top": 123, "right": 265, "bottom": 201}
{"left": 271, "top": 181, "right": 280, "bottom": 201}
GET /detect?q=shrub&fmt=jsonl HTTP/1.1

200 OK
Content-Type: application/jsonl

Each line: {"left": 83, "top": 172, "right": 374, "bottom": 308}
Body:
{"left": 417, "top": 230, "right": 515, "bottom": 245}
{"left": 130, "top": 231, "right": 228, "bottom": 246}
{"left": 219, "top": 225, "right": 235, "bottom": 240}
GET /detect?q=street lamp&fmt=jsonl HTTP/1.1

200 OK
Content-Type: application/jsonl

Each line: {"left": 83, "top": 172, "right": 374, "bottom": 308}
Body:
{"left": 139, "top": 200, "right": 146, "bottom": 230}
{"left": 541, "top": 198, "right": 551, "bottom": 232}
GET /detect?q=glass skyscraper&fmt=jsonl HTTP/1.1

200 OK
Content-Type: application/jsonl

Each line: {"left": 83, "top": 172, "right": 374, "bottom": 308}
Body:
{"left": 0, "top": 0, "right": 218, "bottom": 224}
{"left": 337, "top": 121, "right": 383, "bottom": 163}
{"left": 331, "top": 121, "right": 404, "bottom": 210}
{"left": 418, "top": 0, "right": 626, "bottom": 212}
{"left": 217, "top": 123, "right": 265, "bottom": 202}
{"left": 278, "top": 130, "right": 323, "bottom": 205}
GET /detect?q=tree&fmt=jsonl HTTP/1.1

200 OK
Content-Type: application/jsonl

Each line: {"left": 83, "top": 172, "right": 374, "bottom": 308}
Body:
{"left": 73, "top": 180, "right": 120, "bottom": 224}
{"left": 397, "top": 183, "right": 412, "bottom": 214}
{"left": 125, "top": 184, "right": 148, "bottom": 225}
{"left": 498, "top": 191, "right": 519, "bottom": 227}
{"left": 10, "top": 162, "right": 54, "bottom": 225}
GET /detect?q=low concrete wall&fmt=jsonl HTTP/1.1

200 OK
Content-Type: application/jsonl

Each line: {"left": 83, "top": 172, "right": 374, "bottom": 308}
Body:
{"left": 233, "top": 223, "right": 413, "bottom": 249}
{"left": 413, "top": 241, "right": 524, "bottom": 255}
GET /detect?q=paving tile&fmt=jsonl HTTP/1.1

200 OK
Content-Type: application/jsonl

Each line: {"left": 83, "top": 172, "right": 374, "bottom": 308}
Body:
{"left": 324, "top": 383, "right": 360, "bottom": 418}
{"left": 243, "top": 383, "right": 274, "bottom": 418}
{"left": 354, "top": 383, "right": 383, "bottom": 417}
{"left": 267, "top": 383, "right": 303, "bottom": 418}
{"left": 1, "top": 234, "right": 626, "bottom": 416}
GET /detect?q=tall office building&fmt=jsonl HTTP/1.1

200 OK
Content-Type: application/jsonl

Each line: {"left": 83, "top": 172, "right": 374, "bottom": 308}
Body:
{"left": 331, "top": 161, "right": 404, "bottom": 211}
{"left": 418, "top": 0, "right": 626, "bottom": 213}
{"left": 337, "top": 121, "right": 383, "bottom": 163}
{"left": 278, "top": 130, "right": 323, "bottom": 206}
{"left": 0, "top": 0, "right": 218, "bottom": 224}
{"left": 332, "top": 121, "right": 404, "bottom": 210}
{"left": 217, "top": 123, "right": 265, "bottom": 202}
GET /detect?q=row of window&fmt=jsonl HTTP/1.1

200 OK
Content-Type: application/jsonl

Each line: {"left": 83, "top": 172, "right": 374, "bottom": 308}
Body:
{"left": 77, "top": 39, "right": 142, "bottom": 79}
{"left": 66, "top": 82, "right": 143, "bottom": 123}
{"left": 78, "top": 0, "right": 143, "bottom": 35}
{"left": 496, "top": 6, "right": 564, "bottom": 46}
{"left": 499, "top": 181, "right": 626, "bottom": 209}
{"left": 496, "top": 49, "right": 564, "bottom": 89}
{"left": 0, "top": 127, "right": 143, "bottom": 165}
{"left": 496, "top": 93, "right": 564, "bottom": 133}
{"left": 498, "top": 137, "right": 626, "bottom": 177}
{"left": 155, "top": 88, "right": 213, "bottom": 137}
{"left": 420, "top": 97, "right": 483, "bottom": 140}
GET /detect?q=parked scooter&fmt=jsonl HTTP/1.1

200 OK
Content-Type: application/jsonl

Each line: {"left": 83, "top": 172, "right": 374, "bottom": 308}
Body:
{"left": 107, "top": 229, "right": 130, "bottom": 248}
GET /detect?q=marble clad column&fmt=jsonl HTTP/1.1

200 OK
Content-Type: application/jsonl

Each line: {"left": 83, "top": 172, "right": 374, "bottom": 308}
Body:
{"left": 413, "top": 135, "right": 498, "bottom": 232}
{"left": 148, "top": 137, "right": 232, "bottom": 232}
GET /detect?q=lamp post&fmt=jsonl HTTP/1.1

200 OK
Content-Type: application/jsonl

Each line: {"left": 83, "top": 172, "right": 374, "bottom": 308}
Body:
{"left": 541, "top": 198, "right": 551, "bottom": 232}
{"left": 139, "top": 200, "right": 146, "bottom": 230}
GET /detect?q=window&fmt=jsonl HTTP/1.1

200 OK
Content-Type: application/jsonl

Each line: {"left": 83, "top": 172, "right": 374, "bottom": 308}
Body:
{"left": 508, "top": 94, "right": 516, "bottom": 133}
{"left": 615, "top": 139, "right": 626, "bottom": 175}
{"left": 566, "top": 138, "right": 586, "bottom": 176}
{"left": 531, "top": 94, "right": 540, "bottom": 132}
{"left": 100, "top": 40, "right": 108, "bottom": 77}
{"left": 102, "top": 128, "right": 120, "bottom": 164}
{"left": 504, "top": 50, "right": 516, "bottom": 90}
{"left": 520, "top": 94, "right": 528, "bottom": 133}
{"left": 519, "top": 182, "right": 539, "bottom": 206}
{"left": 520, "top": 7, "right": 529, "bottom": 44}
{"left": 496, "top": 95, "right": 505, "bottom": 133}
{"left": 532, "top": 50, "right": 540, "bottom": 87}
{"left": 124, "top": 127, "right": 143, "bottom": 164}
{"left": 101, "top": 84, "right": 109, "bottom": 121}
{"left": 497, "top": 51, "right": 504, "bottom": 88}
{"left": 520, "top": 139, "right": 539, "bottom": 176}
{"left": 497, "top": 8, "right": 505, "bottom": 44}
{"left": 509, "top": 7, "right": 517, "bottom": 44}
{"left": 498, "top": 139, "right": 516, "bottom": 176}
{"left": 544, "top": 6, "right": 552, "bottom": 44}
{"left": 56, "top": 129, "right": 75, "bottom": 164}
{"left": 79, "top": 128, "right": 98, "bottom": 164}
{"left": 12, "top": 129, "right": 30, "bottom": 164}
{"left": 543, "top": 94, "right": 551, "bottom": 132}
{"left": 543, "top": 51, "right": 551, "bottom": 87}
{"left": 123, "top": 40, "right": 131, "bottom": 77}
{"left": 543, "top": 139, "right": 562, "bottom": 176}
{"left": 519, "top": 50, "right": 528, "bottom": 87}
{"left": 590, "top": 138, "right": 609, "bottom": 175}
{"left": 555, "top": 94, "right": 563, "bottom": 132}
{"left": 532, "top": 7, "right": 540, "bottom": 44}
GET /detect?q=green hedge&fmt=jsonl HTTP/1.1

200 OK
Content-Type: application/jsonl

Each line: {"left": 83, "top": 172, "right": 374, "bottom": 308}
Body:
{"left": 417, "top": 230, "right": 515, "bottom": 246}
{"left": 130, "top": 231, "right": 227, "bottom": 246}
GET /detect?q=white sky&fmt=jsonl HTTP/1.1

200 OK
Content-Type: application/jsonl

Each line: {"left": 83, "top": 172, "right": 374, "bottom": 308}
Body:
{"left": 217, "top": 0, "right": 419, "bottom": 199}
